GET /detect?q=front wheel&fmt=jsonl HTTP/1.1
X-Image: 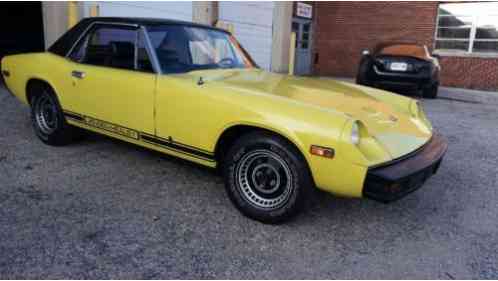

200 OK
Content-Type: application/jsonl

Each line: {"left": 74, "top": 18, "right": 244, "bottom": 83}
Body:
{"left": 222, "top": 131, "right": 314, "bottom": 223}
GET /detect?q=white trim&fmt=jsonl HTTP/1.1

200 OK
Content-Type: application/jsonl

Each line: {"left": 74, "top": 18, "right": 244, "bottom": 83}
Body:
{"left": 468, "top": 15, "right": 477, "bottom": 53}
{"left": 435, "top": 2, "right": 498, "bottom": 55}
{"left": 433, "top": 49, "right": 498, "bottom": 59}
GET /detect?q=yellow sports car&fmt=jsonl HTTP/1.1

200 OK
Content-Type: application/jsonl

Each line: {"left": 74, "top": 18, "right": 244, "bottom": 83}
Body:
{"left": 1, "top": 18, "right": 447, "bottom": 223}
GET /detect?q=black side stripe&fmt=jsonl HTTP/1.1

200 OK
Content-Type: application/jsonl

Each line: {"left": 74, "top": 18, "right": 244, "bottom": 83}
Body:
{"left": 140, "top": 133, "right": 213, "bottom": 155}
{"left": 63, "top": 111, "right": 215, "bottom": 162}
{"left": 140, "top": 134, "right": 214, "bottom": 161}
{"left": 64, "top": 111, "right": 84, "bottom": 121}
{"left": 65, "top": 111, "right": 139, "bottom": 140}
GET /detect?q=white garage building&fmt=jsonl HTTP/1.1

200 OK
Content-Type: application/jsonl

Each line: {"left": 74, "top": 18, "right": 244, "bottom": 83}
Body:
{"left": 37, "top": 1, "right": 314, "bottom": 74}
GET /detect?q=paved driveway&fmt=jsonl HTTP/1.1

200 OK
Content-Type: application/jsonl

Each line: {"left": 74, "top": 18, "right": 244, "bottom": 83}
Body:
{"left": 0, "top": 83, "right": 497, "bottom": 279}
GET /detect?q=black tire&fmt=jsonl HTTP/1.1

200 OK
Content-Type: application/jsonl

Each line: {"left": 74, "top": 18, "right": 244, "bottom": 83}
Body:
{"left": 222, "top": 131, "right": 314, "bottom": 223}
{"left": 422, "top": 82, "right": 439, "bottom": 99}
{"left": 356, "top": 57, "right": 372, "bottom": 86}
{"left": 355, "top": 75, "right": 367, "bottom": 86}
{"left": 356, "top": 71, "right": 367, "bottom": 86}
{"left": 30, "top": 85, "right": 81, "bottom": 146}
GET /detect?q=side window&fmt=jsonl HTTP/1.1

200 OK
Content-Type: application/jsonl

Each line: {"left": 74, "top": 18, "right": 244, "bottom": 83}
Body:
{"left": 148, "top": 25, "right": 192, "bottom": 74}
{"left": 70, "top": 35, "right": 88, "bottom": 62}
{"left": 69, "top": 24, "right": 153, "bottom": 73}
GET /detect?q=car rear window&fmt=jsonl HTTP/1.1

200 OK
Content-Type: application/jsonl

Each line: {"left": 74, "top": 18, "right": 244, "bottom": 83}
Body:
{"left": 378, "top": 44, "right": 430, "bottom": 60}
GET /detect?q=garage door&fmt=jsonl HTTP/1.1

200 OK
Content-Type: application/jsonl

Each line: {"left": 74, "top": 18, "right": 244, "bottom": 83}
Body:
{"left": 219, "top": 2, "right": 274, "bottom": 70}
{"left": 89, "top": 2, "right": 192, "bottom": 22}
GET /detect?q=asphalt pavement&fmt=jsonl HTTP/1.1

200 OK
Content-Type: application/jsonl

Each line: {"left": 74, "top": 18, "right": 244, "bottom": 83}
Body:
{"left": 0, "top": 82, "right": 497, "bottom": 279}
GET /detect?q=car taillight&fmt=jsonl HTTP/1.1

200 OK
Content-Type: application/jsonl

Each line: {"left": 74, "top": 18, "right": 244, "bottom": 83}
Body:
{"left": 376, "top": 58, "right": 388, "bottom": 67}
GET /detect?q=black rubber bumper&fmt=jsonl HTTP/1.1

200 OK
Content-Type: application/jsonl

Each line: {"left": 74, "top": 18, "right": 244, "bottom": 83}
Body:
{"left": 363, "top": 133, "right": 448, "bottom": 203}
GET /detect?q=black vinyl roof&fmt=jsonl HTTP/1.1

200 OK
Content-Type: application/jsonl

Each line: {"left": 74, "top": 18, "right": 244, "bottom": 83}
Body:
{"left": 84, "top": 17, "right": 227, "bottom": 29}
{"left": 48, "top": 17, "right": 229, "bottom": 57}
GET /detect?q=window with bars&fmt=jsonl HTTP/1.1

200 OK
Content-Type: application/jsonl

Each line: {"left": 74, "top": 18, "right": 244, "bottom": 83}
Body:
{"left": 435, "top": 2, "right": 498, "bottom": 54}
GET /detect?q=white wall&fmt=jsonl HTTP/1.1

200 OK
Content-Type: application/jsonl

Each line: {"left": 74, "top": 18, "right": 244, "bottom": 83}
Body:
{"left": 43, "top": 2, "right": 69, "bottom": 48}
{"left": 218, "top": 2, "right": 275, "bottom": 70}
{"left": 85, "top": 2, "right": 193, "bottom": 22}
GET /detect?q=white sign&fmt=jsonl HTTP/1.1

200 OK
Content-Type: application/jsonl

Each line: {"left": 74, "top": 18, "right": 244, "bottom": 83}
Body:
{"left": 296, "top": 2, "right": 312, "bottom": 19}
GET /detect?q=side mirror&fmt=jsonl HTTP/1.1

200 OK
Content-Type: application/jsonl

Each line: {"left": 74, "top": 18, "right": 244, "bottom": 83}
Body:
{"left": 361, "top": 49, "right": 370, "bottom": 56}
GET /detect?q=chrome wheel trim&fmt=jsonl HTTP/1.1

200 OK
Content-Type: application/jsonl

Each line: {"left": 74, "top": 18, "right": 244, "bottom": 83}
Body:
{"left": 34, "top": 93, "right": 58, "bottom": 135}
{"left": 251, "top": 163, "right": 280, "bottom": 195}
{"left": 236, "top": 149, "right": 294, "bottom": 209}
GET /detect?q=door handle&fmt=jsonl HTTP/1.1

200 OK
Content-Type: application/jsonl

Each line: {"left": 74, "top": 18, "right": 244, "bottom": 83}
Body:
{"left": 71, "top": 70, "right": 85, "bottom": 79}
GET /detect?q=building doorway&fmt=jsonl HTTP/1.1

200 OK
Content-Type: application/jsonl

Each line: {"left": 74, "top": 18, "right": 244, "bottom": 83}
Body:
{"left": 292, "top": 17, "right": 312, "bottom": 75}
{"left": 0, "top": 2, "right": 45, "bottom": 60}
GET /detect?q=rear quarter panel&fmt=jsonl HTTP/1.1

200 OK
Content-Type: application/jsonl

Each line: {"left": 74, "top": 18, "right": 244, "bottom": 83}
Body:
{"left": 1, "top": 53, "right": 73, "bottom": 106}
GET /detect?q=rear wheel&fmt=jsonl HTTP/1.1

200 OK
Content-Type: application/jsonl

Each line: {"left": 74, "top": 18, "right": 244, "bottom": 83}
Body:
{"left": 422, "top": 82, "right": 439, "bottom": 99}
{"left": 30, "top": 86, "right": 81, "bottom": 146}
{"left": 356, "top": 58, "right": 372, "bottom": 86}
{"left": 222, "top": 131, "right": 313, "bottom": 223}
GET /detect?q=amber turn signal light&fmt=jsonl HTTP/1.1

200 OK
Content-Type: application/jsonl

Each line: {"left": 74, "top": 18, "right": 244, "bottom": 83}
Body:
{"left": 310, "top": 145, "right": 335, "bottom": 158}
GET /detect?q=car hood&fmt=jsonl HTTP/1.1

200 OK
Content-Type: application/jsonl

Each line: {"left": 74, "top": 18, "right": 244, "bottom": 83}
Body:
{"left": 186, "top": 68, "right": 432, "bottom": 160}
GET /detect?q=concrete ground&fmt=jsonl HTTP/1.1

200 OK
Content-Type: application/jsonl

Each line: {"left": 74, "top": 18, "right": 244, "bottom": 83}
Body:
{"left": 0, "top": 81, "right": 497, "bottom": 279}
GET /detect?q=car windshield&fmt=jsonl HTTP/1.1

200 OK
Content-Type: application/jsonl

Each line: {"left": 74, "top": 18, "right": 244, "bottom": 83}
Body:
{"left": 146, "top": 25, "right": 256, "bottom": 74}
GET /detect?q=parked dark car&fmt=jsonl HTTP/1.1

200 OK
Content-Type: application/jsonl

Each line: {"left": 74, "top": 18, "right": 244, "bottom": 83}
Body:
{"left": 356, "top": 42, "right": 441, "bottom": 99}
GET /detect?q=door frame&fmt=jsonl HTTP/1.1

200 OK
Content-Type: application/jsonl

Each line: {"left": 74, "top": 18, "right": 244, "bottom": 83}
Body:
{"left": 292, "top": 17, "right": 313, "bottom": 75}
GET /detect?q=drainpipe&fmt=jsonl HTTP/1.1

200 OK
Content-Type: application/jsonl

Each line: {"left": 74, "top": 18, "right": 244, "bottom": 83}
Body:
{"left": 288, "top": 32, "right": 296, "bottom": 75}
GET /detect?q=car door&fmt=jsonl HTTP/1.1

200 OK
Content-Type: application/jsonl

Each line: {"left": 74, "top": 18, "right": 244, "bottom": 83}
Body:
{"left": 146, "top": 24, "right": 227, "bottom": 155}
{"left": 66, "top": 23, "right": 156, "bottom": 136}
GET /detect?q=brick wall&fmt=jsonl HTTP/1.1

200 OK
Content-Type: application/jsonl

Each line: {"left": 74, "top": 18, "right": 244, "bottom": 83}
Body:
{"left": 438, "top": 56, "right": 498, "bottom": 90}
{"left": 313, "top": 1, "right": 498, "bottom": 91}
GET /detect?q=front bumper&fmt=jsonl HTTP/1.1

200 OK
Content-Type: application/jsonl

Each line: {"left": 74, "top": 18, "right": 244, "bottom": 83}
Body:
{"left": 363, "top": 133, "right": 448, "bottom": 203}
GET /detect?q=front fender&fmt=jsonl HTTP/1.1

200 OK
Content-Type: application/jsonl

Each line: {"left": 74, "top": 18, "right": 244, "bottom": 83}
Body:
{"left": 212, "top": 107, "right": 372, "bottom": 198}
{"left": 217, "top": 120, "right": 308, "bottom": 159}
